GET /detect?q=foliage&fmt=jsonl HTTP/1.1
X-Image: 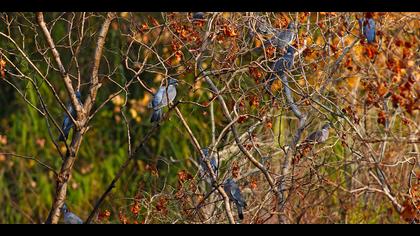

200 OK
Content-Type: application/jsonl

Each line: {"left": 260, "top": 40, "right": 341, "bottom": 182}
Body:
{"left": 0, "top": 12, "right": 418, "bottom": 224}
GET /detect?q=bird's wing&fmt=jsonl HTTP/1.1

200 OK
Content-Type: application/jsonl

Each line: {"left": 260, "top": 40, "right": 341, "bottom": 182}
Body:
{"left": 62, "top": 114, "right": 70, "bottom": 128}
{"left": 198, "top": 159, "right": 207, "bottom": 178}
{"left": 232, "top": 185, "right": 245, "bottom": 207}
{"left": 209, "top": 157, "right": 218, "bottom": 176}
{"left": 152, "top": 87, "right": 165, "bottom": 109}
{"left": 160, "top": 85, "right": 177, "bottom": 106}
{"left": 366, "top": 19, "right": 375, "bottom": 41}
{"left": 65, "top": 213, "right": 83, "bottom": 224}
{"left": 305, "top": 130, "right": 321, "bottom": 143}
{"left": 275, "top": 29, "right": 294, "bottom": 45}
{"left": 223, "top": 183, "right": 232, "bottom": 199}
{"left": 199, "top": 158, "right": 207, "bottom": 170}
{"left": 273, "top": 58, "right": 286, "bottom": 72}
{"left": 285, "top": 53, "right": 294, "bottom": 69}
{"left": 358, "top": 18, "right": 364, "bottom": 32}
{"left": 368, "top": 19, "right": 375, "bottom": 29}
{"left": 70, "top": 104, "right": 77, "bottom": 118}
{"left": 62, "top": 104, "right": 74, "bottom": 129}
{"left": 210, "top": 157, "right": 218, "bottom": 170}
{"left": 319, "top": 129, "right": 329, "bottom": 142}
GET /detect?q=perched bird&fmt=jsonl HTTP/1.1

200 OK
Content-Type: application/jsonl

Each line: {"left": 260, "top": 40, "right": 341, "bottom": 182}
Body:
{"left": 150, "top": 78, "right": 178, "bottom": 123}
{"left": 294, "top": 123, "right": 332, "bottom": 164}
{"left": 303, "top": 123, "right": 332, "bottom": 144}
{"left": 224, "top": 178, "right": 247, "bottom": 220}
{"left": 198, "top": 148, "right": 219, "bottom": 184}
{"left": 247, "top": 18, "right": 275, "bottom": 49}
{"left": 265, "top": 45, "right": 295, "bottom": 91}
{"left": 58, "top": 91, "right": 82, "bottom": 142}
{"left": 247, "top": 19, "right": 267, "bottom": 44}
{"left": 61, "top": 203, "right": 83, "bottom": 224}
{"left": 192, "top": 12, "right": 205, "bottom": 20}
{"left": 265, "top": 22, "right": 296, "bottom": 51}
{"left": 358, "top": 18, "right": 376, "bottom": 44}
{"left": 252, "top": 18, "right": 274, "bottom": 36}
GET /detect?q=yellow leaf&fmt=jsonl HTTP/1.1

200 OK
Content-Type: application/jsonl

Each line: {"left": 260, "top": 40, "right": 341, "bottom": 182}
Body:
{"left": 120, "top": 12, "right": 129, "bottom": 18}
{"left": 271, "top": 79, "right": 282, "bottom": 91}
{"left": 347, "top": 76, "right": 360, "bottom": 89}
{"left": 129, "top": 108, "right": 138, "bottom": 119}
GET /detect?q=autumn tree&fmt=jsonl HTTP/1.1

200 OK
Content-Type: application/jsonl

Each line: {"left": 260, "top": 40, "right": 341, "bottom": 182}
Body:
{"left": 0, "top": 12, "right": 418, "bottom": 224}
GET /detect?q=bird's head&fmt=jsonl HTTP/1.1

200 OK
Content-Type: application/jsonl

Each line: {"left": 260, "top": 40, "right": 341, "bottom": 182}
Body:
{"left": 192, "top": 12, "right": 205, "bottom": 20}
{"left": 322, "top": 122, "right": 332, "bottom": 130}
{"left": 286, "top": 45, "right": 296, "bottom": 55}
{"left": 61, "top": 203, "right": 69, "bottom": 214}
{"left": 287, "top": 21, "right": 295, "bottom": 30}
{"left": 255, "top": 18, "right": 270, "bottom": 35}
{"left": 201, "top": 148, "right": 209, "bottom": 157}
{"left": 225, "top": 178, "right": 234, "bottom": 186}
{"left": 367, "top": 18, "right": 375, "bottom": 27}
{"left": 168, "top": 77, "right": 179, "bottom": 86}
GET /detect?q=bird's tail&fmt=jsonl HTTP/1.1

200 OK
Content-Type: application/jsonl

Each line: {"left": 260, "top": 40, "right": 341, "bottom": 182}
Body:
{"left": 58, "top": 130, "right": 69, "bottom": 142}
{"left": 150, "top": 109, "right": 162, "bottom": 123}
{"left": 237, "top": 205, "right": 244, "bottom": 220}
{"left": 58, "top": 133, "right": 65, "bottom": 142}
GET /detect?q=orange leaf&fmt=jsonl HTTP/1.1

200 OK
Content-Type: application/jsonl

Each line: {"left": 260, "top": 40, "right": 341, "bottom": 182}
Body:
{"left": 0, "top": 58, "right": 5, "bottom": 79}
{"left": 237, "top": 115, "right": 248, "bottom": 124}
{"left": 377, "top": 82, "right": 388, "bottom": 97}
{"left": 400, "top": 198, "right": 418, "bottom": 222}
{"left": 250, "top": 179, "right": 258, "bottom": 190}
{"left": 177, "top": 170, "right": 193, "bottom": 183}
{"left": 377, "top": 110, "right": 387, "bottom": 126}
{"left": 0, "top": 58, "right": 5, "bottom": 67}
{"left": 232, "top": 161, "right": 240, "bottom": 178}
{"left": 148, "top": 16, "right": 159, "bottom": 27}
{"left": 155, "top": 197, "right": 168, "bottom": 214}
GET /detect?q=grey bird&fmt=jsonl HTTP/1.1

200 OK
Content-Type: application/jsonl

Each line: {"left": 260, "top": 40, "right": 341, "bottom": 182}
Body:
{"left": 358, "top": 18, "right": 376, "bottom": 44}
{"left": 150, "top": 78, "right": 178, "bottom": 123}
{"left": 58, "top": 91, "right": 83, "bottom": 142}
{"left": 304, "top": 123, "right": 332, "bottom": 144}
{"left": 251, "top": 18, "right": 274, "bottom": 36}
{"left": 61, "top": 203, "right": 83, "bottom": 224}
{"left": 264, "top": 22, "right": 296, "bottom": 51}
{"left": 247, "top": 18, "right": 274, "bottom": 48}
{"left": 198, "top": 148, "right": 219, "bottom": 184}
{"left": 247, "top": 19, "right": 264, "bottom": 43}
{"left": 265, "top": 45, "right": 295, "bottom": 92}
{"left": 224, "top": 178, "right": 247, "bottom": 220}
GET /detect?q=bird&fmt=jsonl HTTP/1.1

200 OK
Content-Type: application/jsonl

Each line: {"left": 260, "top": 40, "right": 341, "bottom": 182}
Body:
{"left": 264, "top": 45, "right": 295, "bottom": 92}
{"left": 150, "top": 77, "right": 178, "bottom": 123}
{"left": 264, "top": 22, "right": 296, "bottom": 51}
{"left": 247, "top": 18, "right": 269, "bottom": 45}
{"left": 294, "top": 123, "right": 332, "bottom": 164}
{"left": 192, "top": 12, "right": 205, "bottom": 20}
{"left": 303, "top": 122, "right": 332, "bottom": 144}
{"left": 358, "top": 18, "right": 376, "bottom": 44}
{"left": 251, "top": 18, "right": 274, "bottom": 36}
{"left": 198, "top": 148, "right": 219, "bottom": 184}
{"left": 61, "top": 203, "right": 83, "bottom": 224}
{"left": 58, "top": 91, "right": 82, "bottom": 142}
{"left": 224, "top": 178, "right": 247, "bottom": 220}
